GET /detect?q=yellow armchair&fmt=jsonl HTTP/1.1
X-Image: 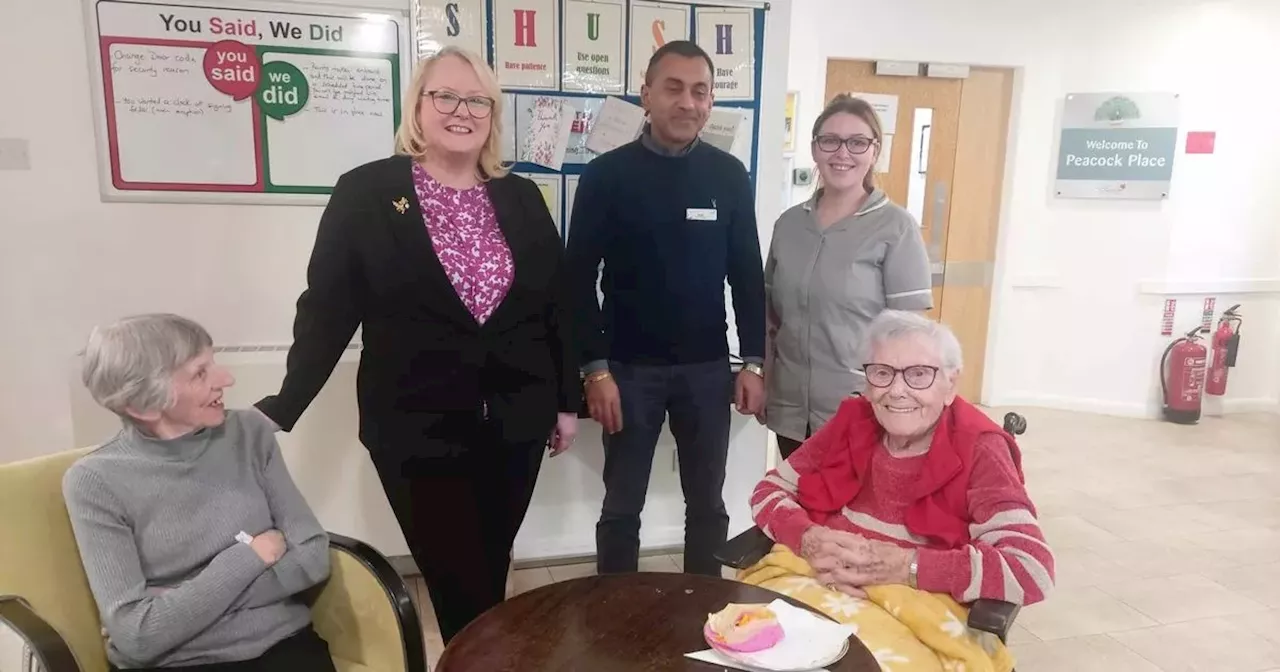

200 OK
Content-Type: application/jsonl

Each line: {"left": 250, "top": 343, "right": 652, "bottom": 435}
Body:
{"left": 0, "top": 449, "right": 427, "bottom": 672}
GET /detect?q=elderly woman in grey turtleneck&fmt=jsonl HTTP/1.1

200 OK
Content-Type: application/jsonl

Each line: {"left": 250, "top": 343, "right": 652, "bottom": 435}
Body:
{"left": 63, "top": 314, "right": 335, "bottom": 671}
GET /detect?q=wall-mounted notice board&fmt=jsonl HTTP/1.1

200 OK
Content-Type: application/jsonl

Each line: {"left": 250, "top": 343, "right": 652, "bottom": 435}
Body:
{"left": 413, "top": 0, "right": 768, "bottom": 241}
{"left": 85, "top": 0, "right": 411, "bottom": 204}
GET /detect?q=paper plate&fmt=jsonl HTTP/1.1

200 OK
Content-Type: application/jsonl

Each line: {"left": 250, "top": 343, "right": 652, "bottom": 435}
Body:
{"left": 703, "top": 599, "right": 856, "bottom": 671}
{"left": 709, "top": 638, "right": 850, "bottom": 672}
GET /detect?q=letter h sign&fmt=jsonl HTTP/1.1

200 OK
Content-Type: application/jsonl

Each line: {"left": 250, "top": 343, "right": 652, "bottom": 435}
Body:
{"left": 715, "top": 23, "right": 733, "bottom": 54}
{"left": 514, "top": 9, "right": 537, "bottom": 47}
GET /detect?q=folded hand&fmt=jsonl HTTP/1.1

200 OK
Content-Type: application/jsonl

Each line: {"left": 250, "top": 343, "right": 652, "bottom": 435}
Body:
{"left": 803, "top": 527, "right": 913, "bottom": 595}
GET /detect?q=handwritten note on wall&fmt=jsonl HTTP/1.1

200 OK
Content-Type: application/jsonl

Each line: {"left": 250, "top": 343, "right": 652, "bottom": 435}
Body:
{"left": 520, "top": 96, "right": 575, "bottom": 170}
{"left": 585, "top": 96, "right": 645, "bottom": 155}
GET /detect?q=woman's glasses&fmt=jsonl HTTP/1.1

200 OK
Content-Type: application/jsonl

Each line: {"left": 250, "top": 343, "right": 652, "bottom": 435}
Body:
{"left": 424, "top": 90, "right": 495, "bottom": 119}
{"left": 813, "top": 134, "right": 876, "bottom": 155}
{"left": 862, "top": 364, "right": 939, "bottom": 390}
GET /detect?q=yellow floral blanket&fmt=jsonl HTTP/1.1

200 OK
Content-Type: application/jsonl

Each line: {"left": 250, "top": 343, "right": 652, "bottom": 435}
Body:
{"left": 737, "top": 545, "right": 1015, "bottom": 672}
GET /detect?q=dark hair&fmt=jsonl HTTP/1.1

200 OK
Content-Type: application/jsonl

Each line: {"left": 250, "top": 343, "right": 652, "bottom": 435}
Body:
{"left": 812, "top": 94, "right": 884, "bottom": 192}
{"left": 645, "top": 40, "right": 715, "bottom": 85}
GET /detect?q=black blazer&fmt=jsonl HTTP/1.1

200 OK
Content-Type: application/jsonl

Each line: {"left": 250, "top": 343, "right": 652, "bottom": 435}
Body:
{"left": 257, "top": 155, "right": 578, "bottom": 453}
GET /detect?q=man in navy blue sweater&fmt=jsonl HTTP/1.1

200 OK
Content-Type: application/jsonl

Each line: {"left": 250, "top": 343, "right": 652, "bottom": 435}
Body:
{"left": 566, "top": 41, "right": 766, "bottom": 576}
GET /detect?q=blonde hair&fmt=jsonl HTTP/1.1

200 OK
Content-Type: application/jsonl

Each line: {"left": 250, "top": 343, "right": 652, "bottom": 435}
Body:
{"left": 812, "top": 93, "right": 884, "bottom": 193}
{"left": 394, "top": 46, "right": 509, "bottom": 180}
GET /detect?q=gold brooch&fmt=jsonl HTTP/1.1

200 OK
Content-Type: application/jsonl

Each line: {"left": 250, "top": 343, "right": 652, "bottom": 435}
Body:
{"left": 392, "top": 197, "right": 409, "bottom": 214}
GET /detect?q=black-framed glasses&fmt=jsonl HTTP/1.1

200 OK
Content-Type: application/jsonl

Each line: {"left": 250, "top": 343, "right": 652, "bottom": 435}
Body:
{"left": 424, "top": 90, "right": 495, "bottom": 119}
{"left": 814, "top": 134, "right": 876, "bottom": 155}
{"left": 862, "top": 363, "right": 939, "bottom": 390}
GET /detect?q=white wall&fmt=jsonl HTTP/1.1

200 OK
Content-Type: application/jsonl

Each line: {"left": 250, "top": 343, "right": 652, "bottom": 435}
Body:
{"left": 0, "top": 0, "right": 792, "bottom": 561}
{"left": 787, "top": 0, "right": 1280, "bottom": 418}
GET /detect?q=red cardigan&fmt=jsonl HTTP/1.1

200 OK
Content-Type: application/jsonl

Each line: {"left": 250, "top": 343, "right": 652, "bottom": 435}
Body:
{"left": 751, "top": 397, "right": 1054, "bottom": 605}
{"left": 797, "top": 396, "right": 1027, "bottom": 548}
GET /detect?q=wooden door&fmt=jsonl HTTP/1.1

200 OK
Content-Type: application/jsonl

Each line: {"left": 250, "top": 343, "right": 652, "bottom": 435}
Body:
{"left": 823, "top": 60, "right": 1015, "bottom": 402}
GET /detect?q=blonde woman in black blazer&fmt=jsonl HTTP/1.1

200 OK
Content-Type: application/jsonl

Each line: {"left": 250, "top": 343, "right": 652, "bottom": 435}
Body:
{"left": 257, "top": 46, "right": 578, "bottom": 642}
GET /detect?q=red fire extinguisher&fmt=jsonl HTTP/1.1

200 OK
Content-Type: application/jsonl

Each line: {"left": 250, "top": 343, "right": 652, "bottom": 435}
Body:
{"left": 1160, "top": 326, "right": 1207, "bottom": 424}
{"left": 1206, "top": 305, "right": 1242, "bottom": 396}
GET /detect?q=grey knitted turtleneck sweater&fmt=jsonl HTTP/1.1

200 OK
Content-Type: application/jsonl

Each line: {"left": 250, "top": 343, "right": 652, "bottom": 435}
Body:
{"left": 62, "top": 409, "right": 329, "bottom": 668}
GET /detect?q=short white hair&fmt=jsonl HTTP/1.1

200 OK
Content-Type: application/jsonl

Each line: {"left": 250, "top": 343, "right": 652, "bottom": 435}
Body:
{"left": 81, "top": 314, "right": 213, "bottom": 421}
{"left": 858, "top": 310, "right": 963, "bottom": 372}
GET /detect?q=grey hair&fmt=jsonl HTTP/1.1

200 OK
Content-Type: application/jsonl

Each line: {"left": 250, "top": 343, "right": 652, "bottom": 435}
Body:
{"left": 81, "top": 314, "right": 213, "bottom": 421}
{"left": 858, "top": 310, "right": 964, "bottom": 372}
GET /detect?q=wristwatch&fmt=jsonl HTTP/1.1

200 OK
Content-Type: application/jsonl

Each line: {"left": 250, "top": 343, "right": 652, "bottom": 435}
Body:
{"left": 742, "top": 363, "right": 765, "bottom": 378}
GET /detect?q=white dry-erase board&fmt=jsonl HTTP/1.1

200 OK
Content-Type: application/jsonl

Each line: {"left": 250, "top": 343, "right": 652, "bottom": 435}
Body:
{"left": 84, "top": 0, "right": 412, "bottom": 205}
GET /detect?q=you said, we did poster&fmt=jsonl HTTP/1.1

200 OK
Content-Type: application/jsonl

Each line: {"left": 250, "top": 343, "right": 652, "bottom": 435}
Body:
{"left": 90, "top": 0, "right": 404, "bottom": 201}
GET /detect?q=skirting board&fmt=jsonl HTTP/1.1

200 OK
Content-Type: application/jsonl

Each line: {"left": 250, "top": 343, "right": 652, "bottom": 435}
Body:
{"left": 390, "top": 545, "right": 689, "bottom": 577}
{"left": 387, "top": 524, "right": 693, "bottom": 576}
{"left": 991, "top": 393, "right": 1279, "bottom": 419}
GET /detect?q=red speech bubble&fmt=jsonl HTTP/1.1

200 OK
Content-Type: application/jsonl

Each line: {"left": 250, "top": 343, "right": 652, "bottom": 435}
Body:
{"left": 203, "top": 40, "right": 261, "bottom": 101}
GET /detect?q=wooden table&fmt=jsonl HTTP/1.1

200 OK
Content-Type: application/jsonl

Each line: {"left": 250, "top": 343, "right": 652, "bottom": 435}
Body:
{"left": 436, "top": 573, "right": 879, "bottom": 671}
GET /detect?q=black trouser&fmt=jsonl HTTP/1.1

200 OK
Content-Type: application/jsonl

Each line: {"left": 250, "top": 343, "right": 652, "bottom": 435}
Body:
{"left": 776, "top": 425, "right": 812, "bottom": 460}
{"left": 596, "top": 360, "right": 731, "bottom": 577}
{"left": 371, "top": 428, "right": 544, "bottom": 643}
{"left": 109, "top": 627, "right": 335, "bottom": 671}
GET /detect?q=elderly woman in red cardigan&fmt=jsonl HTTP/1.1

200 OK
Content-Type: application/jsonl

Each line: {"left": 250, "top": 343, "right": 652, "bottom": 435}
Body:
{"left": 742, "top": 310, "right": 1053, "bottom": 668}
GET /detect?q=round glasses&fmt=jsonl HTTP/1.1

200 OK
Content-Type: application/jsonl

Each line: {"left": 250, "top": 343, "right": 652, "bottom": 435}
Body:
{"left": 862, "top": 364, "right": 939, "bottom": 390}
{"left": 424, "top": 90, "right": 495, "bottom": 119}
{"left": 814, "top": 134, "right": 876, "bottom": 155}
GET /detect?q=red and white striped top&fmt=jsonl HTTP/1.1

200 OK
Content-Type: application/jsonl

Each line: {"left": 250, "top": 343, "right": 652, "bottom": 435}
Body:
{"left": 752, "top": 432, "right": 1054, "bottom": 606}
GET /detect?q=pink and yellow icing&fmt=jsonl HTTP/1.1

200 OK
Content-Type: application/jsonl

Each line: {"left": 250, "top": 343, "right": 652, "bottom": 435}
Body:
{"left": 704, "top": 603, "right": 785, "bottom": 653}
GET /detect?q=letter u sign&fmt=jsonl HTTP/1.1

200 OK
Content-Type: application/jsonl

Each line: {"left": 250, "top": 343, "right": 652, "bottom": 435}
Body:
{"left": 586, "top": 12, "right": 600, "bottom": 40}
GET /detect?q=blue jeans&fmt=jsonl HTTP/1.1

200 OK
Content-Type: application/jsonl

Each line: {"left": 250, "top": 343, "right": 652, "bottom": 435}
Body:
{"left": 596, "top": 360, "right": 732, "bottom": 576}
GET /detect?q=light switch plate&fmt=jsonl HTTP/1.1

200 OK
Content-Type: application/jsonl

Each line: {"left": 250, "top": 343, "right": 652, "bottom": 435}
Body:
{"left": 0, "top": 138, "right": 31, "bottom": 170}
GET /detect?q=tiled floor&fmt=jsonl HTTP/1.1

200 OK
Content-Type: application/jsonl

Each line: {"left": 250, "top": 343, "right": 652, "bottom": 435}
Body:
{"left": 406, "top": 407, "right": 1280, "bottom": 671}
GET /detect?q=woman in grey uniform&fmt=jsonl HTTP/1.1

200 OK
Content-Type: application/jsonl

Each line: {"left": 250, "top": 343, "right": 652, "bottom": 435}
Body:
{"left": 763, "top": 95, "right": 933, "bottom": 458}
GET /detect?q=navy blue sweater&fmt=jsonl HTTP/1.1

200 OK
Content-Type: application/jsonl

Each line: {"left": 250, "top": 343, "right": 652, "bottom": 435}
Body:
{"left": 566, "top": 138, "right": 766, "bottom": 367}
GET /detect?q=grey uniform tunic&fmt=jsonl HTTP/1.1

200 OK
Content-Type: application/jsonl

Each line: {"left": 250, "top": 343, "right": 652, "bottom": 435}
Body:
{"left": 764, "top": 189, "right": 933, "bottom": 441}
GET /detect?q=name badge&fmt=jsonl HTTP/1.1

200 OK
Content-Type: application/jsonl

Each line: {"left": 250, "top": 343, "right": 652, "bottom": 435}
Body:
{"left": 686, "top": 208, "right": 718, "bottom": 222}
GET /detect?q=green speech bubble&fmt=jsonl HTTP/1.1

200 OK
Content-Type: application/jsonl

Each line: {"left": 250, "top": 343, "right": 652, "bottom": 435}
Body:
{"left": 256, "top": 61, "right": 309, "bottom": 120}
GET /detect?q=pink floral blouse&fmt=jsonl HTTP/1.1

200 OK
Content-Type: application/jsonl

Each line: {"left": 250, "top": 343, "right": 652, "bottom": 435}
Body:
{"left": 411, "top": 163, "right": 514, "bottom": 324}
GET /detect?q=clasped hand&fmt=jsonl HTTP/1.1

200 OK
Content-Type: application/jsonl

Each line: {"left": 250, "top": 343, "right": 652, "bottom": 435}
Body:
{"left": 799, "top": 526, "right": 913, "bottom": 598}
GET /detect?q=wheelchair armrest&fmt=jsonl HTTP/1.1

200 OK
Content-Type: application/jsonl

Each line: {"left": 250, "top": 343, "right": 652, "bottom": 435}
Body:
{"left": 967, "top": 598, "right": 1020, "bottom": 643}
{"left": 714, "top": 526, "right": 774, "bottom": 570}
{"left": 0, "top": 596, "right": 80, "bottom": 672}
{"left": 321, "top": 533, "right": 428, "bottom": 672}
